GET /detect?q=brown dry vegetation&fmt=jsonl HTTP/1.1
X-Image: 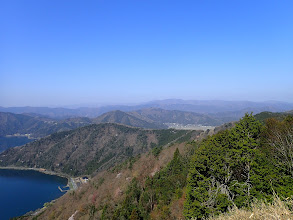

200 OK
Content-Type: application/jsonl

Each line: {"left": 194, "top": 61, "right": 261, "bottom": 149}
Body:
{"left": 23, "top": 142, "right": 189, "bottom": 220}
{"left": 13, "top": 116, "right": 293, "bottom": 219}
{"left": 209, "top": 195, "right": 293, "bottom": 220}
{"left": 9, "top": 122, "right": 232, "bottom": 219}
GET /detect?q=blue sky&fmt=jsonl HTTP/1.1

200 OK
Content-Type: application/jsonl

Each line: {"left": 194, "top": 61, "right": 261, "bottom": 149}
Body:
{"left": 1, "top": 0, "right": 292, "bottom": 107}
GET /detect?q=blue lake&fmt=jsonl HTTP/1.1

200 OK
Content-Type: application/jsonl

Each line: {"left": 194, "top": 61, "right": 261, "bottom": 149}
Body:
{"left": 0, "top": 169, "right": 68, "bottom": 220}
{"left": 0, "top": 136, "right": 35, "bottom": 153}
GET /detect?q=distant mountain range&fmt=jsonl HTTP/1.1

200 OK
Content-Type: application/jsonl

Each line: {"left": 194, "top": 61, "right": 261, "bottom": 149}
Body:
{"left": 1, "top": 102, "right": 293, "bottom": 139}
{"left": 93, "top": 110, "right": 164, "bottom": 129}
{"left": 1, "top": 99, "right": 293, "bottom": 119}
{"left": 1, "top": 100, "right": 293, "bottom": 153}
{"left": 0, "top": 108, "right": 221, "bottom": 137}
{"left": 0, "top": 108, "right": 224, "bottom": 152}
{"left": 94, "top": 108, "right": 223, "bottom": 128}
{"left": 131, "top": 108, "right": 223, "bottom": 126}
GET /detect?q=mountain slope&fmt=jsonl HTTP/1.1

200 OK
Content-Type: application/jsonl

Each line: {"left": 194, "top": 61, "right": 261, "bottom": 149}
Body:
{"left": 254, "top": 110, "right": 293, "bottom": 123}
{"left": 0, "top": 123, "right": 196, "bottom": 176}
{"left": 0, "top": 112, "right": 92, "bottom": 138}
{"left": 93, "top": 110, "right": 165, "bottom": 129}
{"left": 12, "top": 114, "right": 293, "bottom": 220}
{"left": 93, "top": 108, "right": 223, "bottom": 128}
{"left": 0, "top": 112, "right": 46, "bottom": 137}
{"left": 130, "top": 108, "right": 223, "bottom": 126}
{"left": 19, "top": 141, "right": 190, "bottom": 219}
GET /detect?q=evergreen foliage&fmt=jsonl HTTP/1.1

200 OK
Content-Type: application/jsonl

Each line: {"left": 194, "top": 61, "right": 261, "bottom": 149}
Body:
{"left": 254, "top": 111, "right": 293, "bottom": 124}
{"left": 110, "top": 148, "right": 189, "bottom": 219}
{"left": 12, "top": 113, "right": 293, "bottom": 219}
{"left": 183, "top": 113, "right": 293, "bottom": 219}
{"left": 151, "top": 146, "right": 163, "bottom": 157}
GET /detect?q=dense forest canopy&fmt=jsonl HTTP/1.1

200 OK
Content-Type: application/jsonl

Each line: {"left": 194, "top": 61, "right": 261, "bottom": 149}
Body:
{"left": 184, "top": 114, "right": 293, "bottom": 219}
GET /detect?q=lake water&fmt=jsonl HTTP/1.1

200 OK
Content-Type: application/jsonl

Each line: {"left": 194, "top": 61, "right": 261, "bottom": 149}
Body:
{"left": 0, "top": 136, "right": 35, "bottom": 153}
{"left": 0, "top": 169, "right": 68, "bottom": 220}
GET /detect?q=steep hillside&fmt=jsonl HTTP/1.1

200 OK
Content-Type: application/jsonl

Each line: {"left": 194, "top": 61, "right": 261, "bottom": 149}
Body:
{"left": 22, "top": 114, "right": 292, "bottom": 220}
{"left": 17, "top": 141, "right": 192, "bottom": 220}
{"left": 93, "top": 110, "right": 165, "bottom": 129}
{"left": 0, "top": 123, "right": 198, "bottom": 176}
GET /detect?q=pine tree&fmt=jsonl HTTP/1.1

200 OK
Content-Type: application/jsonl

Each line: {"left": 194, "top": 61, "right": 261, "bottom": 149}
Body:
{"left": 184, "top": 113, "right": 263, "bottom": 219}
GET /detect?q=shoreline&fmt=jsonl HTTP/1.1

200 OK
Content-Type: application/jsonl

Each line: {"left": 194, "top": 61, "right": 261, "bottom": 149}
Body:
{"left": 0, "top": 166, "right": 71, "bottom": 218}
{"left": 0, "top": 166, "right": 70, "bottom": 183}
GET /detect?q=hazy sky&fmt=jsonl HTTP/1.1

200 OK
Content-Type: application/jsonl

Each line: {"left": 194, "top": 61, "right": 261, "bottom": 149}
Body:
{"left": 1, "top": 0, "right": 293, "bottom": 107}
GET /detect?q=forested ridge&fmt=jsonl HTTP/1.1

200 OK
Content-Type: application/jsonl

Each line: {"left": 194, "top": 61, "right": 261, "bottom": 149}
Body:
{"left": 89, "top": 114, "right": 292, "bottom": 219}
{"left": 12, "top": 113, "right": 293, "bottom": 219}
{"left": 97, "top": 114, "right": 293, "bottom": 219}
{"left": 0, "top": 123, "right": 198, "bottom": 177}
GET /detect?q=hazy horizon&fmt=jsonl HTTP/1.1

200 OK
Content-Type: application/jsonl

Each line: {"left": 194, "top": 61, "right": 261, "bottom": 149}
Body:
{"left": 1, "top": 1, "right": 292, "bottom": 107}
{"left": 1, "top": 98, "right": 293, "bottom": 109}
